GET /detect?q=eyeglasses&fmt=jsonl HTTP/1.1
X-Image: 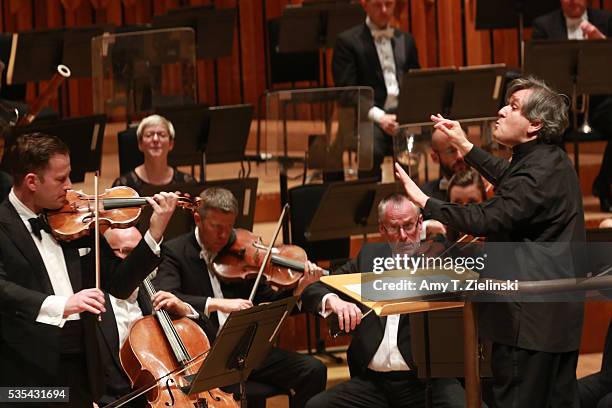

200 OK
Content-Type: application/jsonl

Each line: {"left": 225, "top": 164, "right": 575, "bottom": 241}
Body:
{"left": 143, "top": 130, "right": 169, "bottom": 139}
{"left": 382, "top": 222, "right": 417, "bottom": 235}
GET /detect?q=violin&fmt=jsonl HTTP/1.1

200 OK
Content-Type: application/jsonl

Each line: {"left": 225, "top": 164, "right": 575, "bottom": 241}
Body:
{"left": 119, "top": 276, "right": 238, "bottom": 408}
{"left": 213, "top": 228, "right": 324, "bottom": 291}
{"left": 46, "top": 186, "right": 200, "bottom": 241}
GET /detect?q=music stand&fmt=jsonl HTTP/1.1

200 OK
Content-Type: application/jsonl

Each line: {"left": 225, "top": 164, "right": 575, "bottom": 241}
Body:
{"left": 523, "top": 40, "right": 579, "bottom": 96}
{"left": 306, "top": 180, "right": 400, "bottom": 241}
{"left": 186, "top": 297, "right": 297, "bottom": 407}
{"left": 5, "top": 115, "right": 106, "bottom": 182}
{"left": 6, "top": 28, "right": 64, "bottom": 85}
{"left": 396, "top": 68, "right": 457, "bottom": 126}
{"left": 449, "top": 65, "right": 507, "bottom": 120}
{"left": 202, "top": 104, "right": 253, "bottom": 180}
{"left": 154, "top": 6, "right": 235, "bottom": 59}
{"left": 62, "top": 25, "right": 113, "bottom": 78}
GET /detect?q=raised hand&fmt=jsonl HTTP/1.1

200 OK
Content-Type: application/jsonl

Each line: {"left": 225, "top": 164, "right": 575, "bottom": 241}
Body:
{"left": 430, "top": 114, "right": 473, "bottom": 155}
{"left": 394, "top": 163, "right": 429, "bottom": 208}
{"left": 147, "top": 192, "right": 179, "bottom": 242}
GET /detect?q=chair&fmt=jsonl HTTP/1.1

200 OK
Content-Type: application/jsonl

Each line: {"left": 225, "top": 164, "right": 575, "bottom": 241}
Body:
{"left": 117, "top": 126, "right": 144, "bottom": 176}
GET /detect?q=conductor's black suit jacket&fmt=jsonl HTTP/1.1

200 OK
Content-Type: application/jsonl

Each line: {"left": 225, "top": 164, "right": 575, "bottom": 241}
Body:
{"left": 301, "top": 242, "right": 415, "bottom": 378}
{"left": 0, "top": 199, "right": 161, "bottom": 399}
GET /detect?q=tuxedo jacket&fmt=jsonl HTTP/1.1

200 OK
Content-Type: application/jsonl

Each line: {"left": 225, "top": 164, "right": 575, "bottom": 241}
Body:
{"left": 96, "top": 287, "right": 152, "bottom": 404}
{"left": 531, "top": 8, "right": 612, "bottom": 40}
{"left": 153, "top": 230, "right": 292, "bottom": 342}
{"left": 332, "top": 23, "right": 420, "bottom": 110}
{"left": 0, "top": 200, "right": 161, "bottom": 399}
{"left": 301, "top": 242, "right": 414, "bottom": 378}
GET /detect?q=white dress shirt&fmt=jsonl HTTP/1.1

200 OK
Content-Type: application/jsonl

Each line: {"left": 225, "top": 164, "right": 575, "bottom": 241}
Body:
{"left": 365, "top": 17, "right": 400, "bottom": 124}
{"left": 109, "top": 290, "right": 144, "bottom": 349}
{"left": 194, "top": 227, "right": 229, "bottom": 330}
{"left": 566, "top": 10, "right": 588, "bottom": 40}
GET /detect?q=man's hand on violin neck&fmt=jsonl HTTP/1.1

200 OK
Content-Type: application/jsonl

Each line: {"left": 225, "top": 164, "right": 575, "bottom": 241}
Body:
{"left": 63, "top": 288, "right": 106, "bottom": 317}
{"left": 147, "top": 192, "right": 179, "bottom": 242}
{"left": 209, "top": 298, "right": 253, "bottom": 314}
{"left": 327, "top": 296, "right": 362, "bottom": 333}
{"left": 293, "top": 261, "right": 325, "bottom": 297}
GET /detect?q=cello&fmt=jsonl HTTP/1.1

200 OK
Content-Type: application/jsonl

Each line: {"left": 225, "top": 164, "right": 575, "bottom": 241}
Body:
{"left": 119, "top": 276, "right": 239, "bottom": 408}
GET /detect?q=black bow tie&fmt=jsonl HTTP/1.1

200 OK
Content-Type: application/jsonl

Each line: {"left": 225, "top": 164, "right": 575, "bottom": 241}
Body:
{"left": 28, "top": 215, "right": 52, "bottom": 240}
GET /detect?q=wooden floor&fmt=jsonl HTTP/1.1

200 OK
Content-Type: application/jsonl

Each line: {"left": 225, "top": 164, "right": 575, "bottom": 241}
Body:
{"left": 84, "top": 122, "right": 610, "bottom": 407}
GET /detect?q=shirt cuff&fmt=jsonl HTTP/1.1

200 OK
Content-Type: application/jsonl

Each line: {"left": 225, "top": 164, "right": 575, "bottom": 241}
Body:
{"left": 368, "top": 106, "right": 385, "bottom": 123}
{"left": 421, "top": 219, "right": 432, "bottom": 241}
{"left": 36, "top": 295, "right": 68, "bottom": 327}
{"left": 203, "top": 297, "right": 211, "bottom": 317}
{"left": 144, "top": 230, "right": 162, "bottom": 256}
{"left": 320, "top": 293, "right": 339, "bottom": 318}
{"left": 184, "top": 302, "right": 200, "bottom": 319}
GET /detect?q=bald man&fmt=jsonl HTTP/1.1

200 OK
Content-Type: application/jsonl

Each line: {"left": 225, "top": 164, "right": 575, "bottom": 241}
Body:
{"left": 421, "top": 128, "right": 469, "bottom": 201}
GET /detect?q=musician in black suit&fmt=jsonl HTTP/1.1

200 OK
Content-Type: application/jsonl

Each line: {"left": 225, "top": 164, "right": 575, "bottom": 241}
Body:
{"left": 331, "top": 0, "right": 420, "bottom": 181}
{"left": 0, "top": 133, "right": 178, "bottom": 407}
{"left": 532, "top": 0, "right": 612, "bottom": 212}
{"left": 302, "top": 193, "right": 468, "bottom": 408}
{"left": 96, "top": 227, "right": 196, "bottom": 408}
{"left": 153, "top": 187, "right": 327, "bottom": 408}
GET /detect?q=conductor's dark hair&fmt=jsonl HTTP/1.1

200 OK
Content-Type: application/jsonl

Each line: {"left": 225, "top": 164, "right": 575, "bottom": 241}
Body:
{"left": 505, "top": 76, "right": 569, "bottom": 144}
{"left": 7, "top": 133, "right": 69, "bottom": 186}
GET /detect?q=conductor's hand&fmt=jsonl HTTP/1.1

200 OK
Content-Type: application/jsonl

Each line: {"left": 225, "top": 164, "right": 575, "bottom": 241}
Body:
{"left": 327, "top": 296, "right": 362, "bottom": 333}
{"left": 147, "top": 192, "right": 179, "bottom": 243}
{"left": 208, "top": 298, "right": 253, "bottom": 314}
{"left": 395, "top": 163, "right": 429, "bottom": 209}
{"left": 379, "top": 113, "right": 399, "bottom": 136}
{"left": 64, "top": 288, "right": 106, "bottom": 317}
{"left": 152, "top": 291, "right": 191, "bottom": 318}
{"left": 581, "top": 21, "right": 606, "bottom": 39}
{"left": 430, "top": 114, "right": 473, "bottom": 155}
{"left": 294, "top": 261, "right": 325, "bottom": 298}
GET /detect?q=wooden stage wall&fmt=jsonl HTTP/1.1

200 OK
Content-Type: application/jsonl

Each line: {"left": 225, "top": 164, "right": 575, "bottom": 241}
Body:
{"left": 2, "top": 0, "right": 612, "bottom": 119}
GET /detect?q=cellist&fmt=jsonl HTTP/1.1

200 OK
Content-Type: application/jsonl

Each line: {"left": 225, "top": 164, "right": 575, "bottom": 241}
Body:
{"left": 95, "top": 227, "right": 197, "bottom": 408}
{"left": 0, "top": 133, "right": 178, "bottom": 407}
{"left": 153, "top": 187, "right": 327, "bottom": 408}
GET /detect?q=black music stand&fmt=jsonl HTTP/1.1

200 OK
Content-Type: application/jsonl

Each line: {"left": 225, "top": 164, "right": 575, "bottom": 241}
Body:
{"left": 306, "top": 180, "right": 400, "bottom": 241}
{"left": 63, "top": 25, "right": 113, "bottom": 78}
{"left": 137, "top": 177, "right": 258, "bottom": 240}
{"left": 5, "top": 115, "right": 106, "bottom": 182}
{"left": 156, "top": 104, "right": 209, "bottom": 174}
{"left": 450, "top": 65, "right": 507, "bottom": 120}
{"left": 396, "top": 68, "right": 456, "bottom": 126}
{"left": 202, "top": 104, "right": 253, "bottom": 180}
{"left": 186, "top": 297, "right": 297, "bottom": 408}
{"left": 5, "top": 28, "right": 64, "bottom": 85}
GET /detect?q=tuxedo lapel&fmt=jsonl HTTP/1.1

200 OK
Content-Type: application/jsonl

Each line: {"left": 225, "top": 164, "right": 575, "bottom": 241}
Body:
{"left": 359, "top": 25, "right": 383, "bottom": 82}
{"left": 392, "top": 31, "right": 405, "bottom": 84}
{"left": 0, "top": 201, "right": 53, "bottom": 294}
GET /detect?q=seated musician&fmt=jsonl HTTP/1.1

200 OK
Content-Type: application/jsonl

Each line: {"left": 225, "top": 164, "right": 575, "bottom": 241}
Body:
{"left": 445, "top": 168, "right": 488, "bottom": 244}
{"left": 302, "top": 193, "right": 470, "bottom": 408}
{"left": 96, "top": 227, "right": 197, "bottom": 408}
{"left": 112, "top": 114, "right": 196, "bottom": 194}
{"left": 421, "top": 127, "right": 470, "bottom": 201}
{"left": 153, "top": 187, "right": 327, "bottom": 408}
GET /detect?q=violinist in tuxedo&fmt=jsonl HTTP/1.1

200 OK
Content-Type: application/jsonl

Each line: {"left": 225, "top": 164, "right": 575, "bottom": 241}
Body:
{"left": 330, "top": 0, "right": 420, "bottom": 181}
{"left": 96, "top": 227, "right": 196, "bottom": 408}
{"left": 302, "top": 193, "right": 468, "bottom": 408}
{"left": 153, "top": 187, "right": 327, "bottom": 408}
{"left": 0, "top": 133, "right": 178, "bottom": 407}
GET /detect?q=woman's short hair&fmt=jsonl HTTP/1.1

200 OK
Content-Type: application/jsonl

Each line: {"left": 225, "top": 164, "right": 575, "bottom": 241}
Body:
{"left": 136, "top": 114, "right": 176, "bottom": 142}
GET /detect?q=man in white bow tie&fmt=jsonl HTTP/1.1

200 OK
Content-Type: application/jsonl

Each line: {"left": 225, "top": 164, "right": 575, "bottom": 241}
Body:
{"left": 330, "top": 0, "right": 420, "bottom": 181}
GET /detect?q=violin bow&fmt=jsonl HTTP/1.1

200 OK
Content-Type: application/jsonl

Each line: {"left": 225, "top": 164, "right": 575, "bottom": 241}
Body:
{"left": 248, "top": 203, "right": 289, "bottom": 302}
{"left": 94, "top": 172, "right": 102, "bottom": 322}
